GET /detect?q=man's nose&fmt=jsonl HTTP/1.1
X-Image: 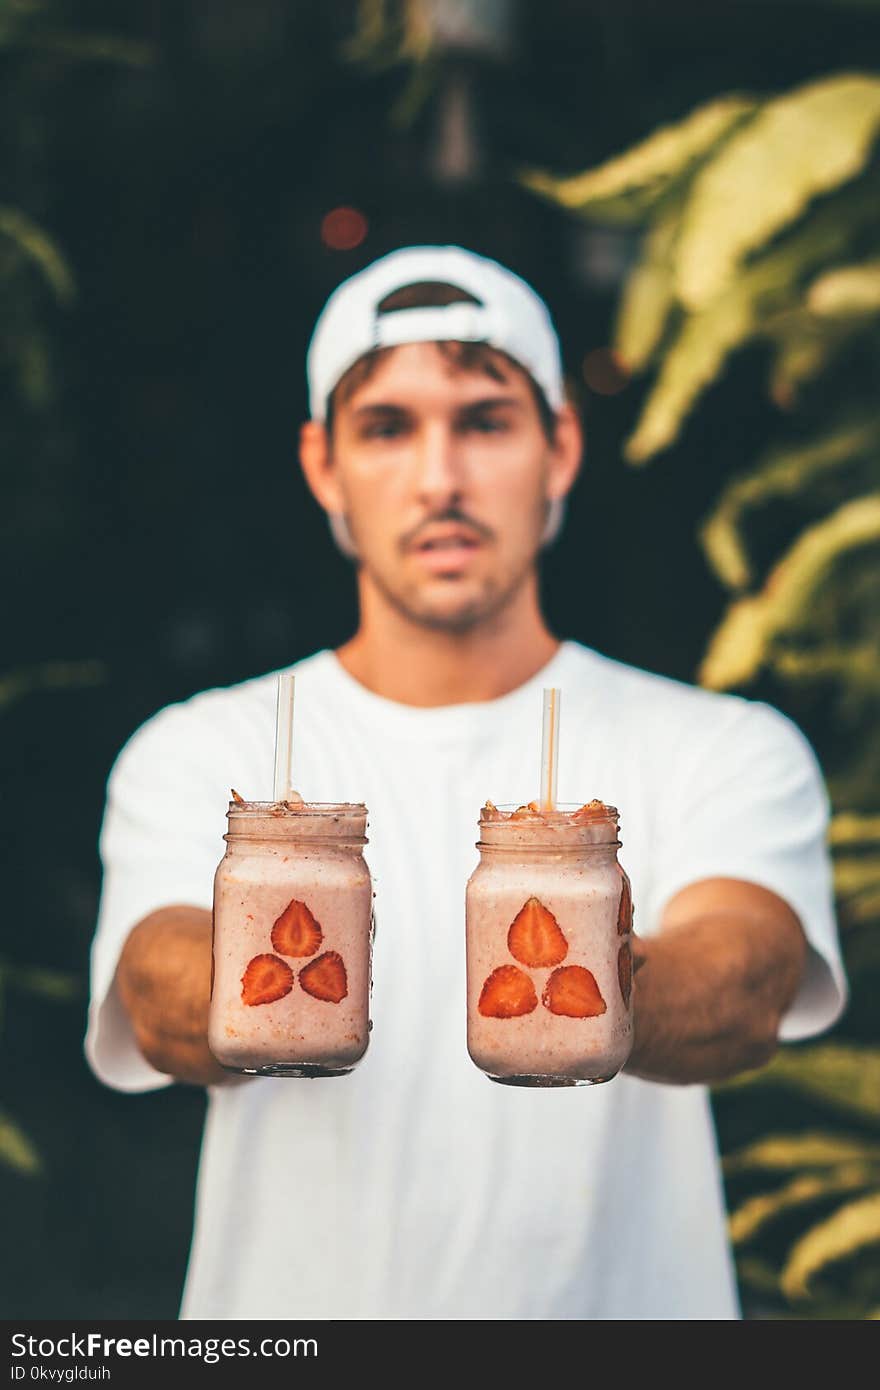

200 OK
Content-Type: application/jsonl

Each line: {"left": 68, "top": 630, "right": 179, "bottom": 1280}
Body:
{"left": 413, "top": 423, "right": 465, "bottom": 508}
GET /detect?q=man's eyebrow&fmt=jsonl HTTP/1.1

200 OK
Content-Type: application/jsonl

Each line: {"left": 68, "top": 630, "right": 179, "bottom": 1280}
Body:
{"left": 351, "top": 402, "right": 412, "bottom": 419}
{"left": 350, "top": 395, "right": 524, "bottom": 420}
{"left": 456, "top": 396, "right": 524, "bottom": 414}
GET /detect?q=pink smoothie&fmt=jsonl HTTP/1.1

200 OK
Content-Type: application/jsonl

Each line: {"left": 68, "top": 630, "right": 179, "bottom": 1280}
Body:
{"left": 465, "top": 800, "right": 633, "bottom": 1086}
{"left": 208, "top": 801, "right": 373, "bottom": 1077}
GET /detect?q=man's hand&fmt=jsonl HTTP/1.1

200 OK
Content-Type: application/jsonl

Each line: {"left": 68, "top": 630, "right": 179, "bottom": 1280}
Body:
{"left": 116, "top": 906, "right": 228, "bottom": 1086}
{"left": 624, "top": 876, "right": 809, "bottom": 1085}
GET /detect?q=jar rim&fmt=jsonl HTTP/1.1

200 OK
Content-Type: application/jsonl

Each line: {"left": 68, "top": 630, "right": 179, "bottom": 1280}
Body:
{"left": 475, "top": 840, "right": 621, "bottom": 852}
{"left": 481, "top": 800, "right": 619, "bottom": 825}
{"left": 227, "top": 800, "right": 367, "bottom": 817}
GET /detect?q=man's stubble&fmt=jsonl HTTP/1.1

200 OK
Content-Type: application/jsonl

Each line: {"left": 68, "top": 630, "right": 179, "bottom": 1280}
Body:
{"left": 364, "top": 549, "right": 536, "bottom": 635}
{"left": 347, "top": 504, "right": 546, "bottom": 636}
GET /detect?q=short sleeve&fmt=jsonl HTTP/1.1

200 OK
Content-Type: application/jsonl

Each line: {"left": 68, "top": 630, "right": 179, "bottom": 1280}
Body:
{"left": 645, "top": 699, "right": 848, "bottom": 1042}
{"left": 85, "top": 703, "right": 230, "bottom": 1093}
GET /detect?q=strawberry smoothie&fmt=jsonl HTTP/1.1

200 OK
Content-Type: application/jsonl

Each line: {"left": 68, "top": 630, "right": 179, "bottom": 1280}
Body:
{"left": 208, "top": 799, "right": 373, "bottom": 1076}
{"left": 465, "top": 800, "right": 633, "bottom": 1086}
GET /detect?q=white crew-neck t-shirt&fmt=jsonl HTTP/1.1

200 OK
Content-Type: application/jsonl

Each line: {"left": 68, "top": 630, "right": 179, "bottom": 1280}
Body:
{"left": 85, "top": 640, "right": 847, "bottom": 1321}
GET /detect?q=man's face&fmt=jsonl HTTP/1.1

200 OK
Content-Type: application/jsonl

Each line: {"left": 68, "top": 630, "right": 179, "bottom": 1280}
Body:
{"left": 317, "top": 342, "right": 571, "bottom": 634}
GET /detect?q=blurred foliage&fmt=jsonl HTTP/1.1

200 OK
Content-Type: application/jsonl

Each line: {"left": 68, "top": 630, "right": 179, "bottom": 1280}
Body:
{"left": 0, "top": 1110, "right": 42, "bottom": 1176}
{"left": 344, "top": 0, "right": 514, "bottom": 127}
{"left": 0, "top": 662, "right": 95, "bottom": 1179}
{"left": 0, "top": 952, "right": 80, "bottom": 1175}
{"left": 719, "top": 1043, "right": 880, "bottom": 1124}
{"left": 0, "top": 659, "right": 106, "bottom": 711}
{"left": 0, "top": 0, "right": 152, "bottom": 411}
{"left": 0, "top": 0, "right": 138, "bottom": 1182}
{"left": 0, "top": 204, "right": 73, "bottom": 410}
{"left": 345, "top": 0, "right": 434, "bottom": 69}
{"left": 528, "top": 69, "right": 880, "bottom": 1318}
{"left": 524, "top": 71, "right": 880, "bottom": 455}
{"left": 344, "top": 0, "right": 439, "bottom": 125}
{"left": 0, "top": 0, "right": 151, "bottom": 64}
{"left": 720, "top": 1125, "right": 880, "bottom": 1311}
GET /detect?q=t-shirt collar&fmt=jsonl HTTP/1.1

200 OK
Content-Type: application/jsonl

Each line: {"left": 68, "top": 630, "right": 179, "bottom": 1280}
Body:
{"left": 316, "top": 641, "right": 575, "bottom": 742}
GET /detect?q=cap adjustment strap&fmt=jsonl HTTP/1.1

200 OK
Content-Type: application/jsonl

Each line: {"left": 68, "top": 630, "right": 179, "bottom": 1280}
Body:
{"left": 375, "top": 302, "right": 489, "bottom": 349}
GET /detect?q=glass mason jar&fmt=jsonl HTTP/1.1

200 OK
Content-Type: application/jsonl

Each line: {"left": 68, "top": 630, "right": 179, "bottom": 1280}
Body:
{"left": 208, "top": 800, "right": 373, "bottom": 1077}
{"left": 465, "top": 802, "right": 634, "bottom": 1087}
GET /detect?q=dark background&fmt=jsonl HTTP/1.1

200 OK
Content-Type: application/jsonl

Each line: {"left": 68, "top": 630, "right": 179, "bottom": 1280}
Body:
{"left": 3, "top": 0, "right": 879, "bottom": 1317}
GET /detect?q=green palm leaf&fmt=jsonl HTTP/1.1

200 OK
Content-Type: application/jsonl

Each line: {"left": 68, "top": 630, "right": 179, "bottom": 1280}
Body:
{"left": 834, "top": 856, "right": 880, "bottom": 898}
{"left": 772, "top": 650, "right": 878, "bottom": 695}
{"left": 0, "top": 206, "right": 75, "bottom": 305}
{"left": 676, "top": 73, "right": 880, "bottom": 308}
{"left": 623, "top": 280, "right": 760, "bottom": 463}
{"left": 830, "top": 814, "right": 880, "bottom": 849}
{"left": 730, "top": 1165, "right": 879, "bottom": 1245}
{"left": 15, "top": 32, "right": 152, "bottom": 66}
{"left": 771, "top": 645, "right": 880, "bottom": 693}
{"left": 613, "top": 198, "right": 683, "bottom": 370}
{"left": 0, "top": 1110, "right": 42, "bottom": 1176}
{"left": 624, "top": 183, "right": 876, "bottom": 462}
{"left": 717, "top": 1043, "right": 880, "bottom": 1123}
{"left": 698, "top": 494, "right": 880, "bottom": 688}
{"left": 699, "top": 416, "right": 880, "bottom": 589}
{"left": 766, "top": 309, "right": 870, "bottom": 409}
{"left": 781, "top": 1191, "right": 880, "bottom": 1299}
{"left": 724, "top": 1132, "right": 880, "bottom": 1174}
{"left": 520, "top": 95, "right": 756, "bottom": 223}
{"left": 5, "top": 964, "right": 79, "bottom": 1001}
{"left": 0, "top": 659, "right": 106, "bottom": 712}
{"left": 808, "top": 260, "right": 880, "bottom": 316}
{"left": 735, "top": 1254, "right": 782, "bottom": 1296}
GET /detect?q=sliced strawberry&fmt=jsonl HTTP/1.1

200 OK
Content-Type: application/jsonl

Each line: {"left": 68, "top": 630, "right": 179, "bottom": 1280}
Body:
{"left": 542, "top": 965, "right": 606, "bottom": 1018}
{"left": 241, "top": 953, "right": 294, "bottom": 1006}
{"left": 478, "top": 964, "right": 538, "bottom": 1018}
{"left": 618, "top": 941, "right": 633, "bottom": 1006}
{"left": 271, "top": 898, "right": 323, "bottom": 957}
{"left": 617, "top": 868, "right": 633, "bottom": 936}
{"left": 507, "top": 896, "right": 569, "bottom": 968}
{"left": 299, "top": 950, "right": 348, "bottom": 1004}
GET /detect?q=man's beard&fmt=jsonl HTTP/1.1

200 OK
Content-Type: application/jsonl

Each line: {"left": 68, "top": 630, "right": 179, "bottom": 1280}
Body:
{"left": 361, "top": 546, "right": 537, "bottom": 635}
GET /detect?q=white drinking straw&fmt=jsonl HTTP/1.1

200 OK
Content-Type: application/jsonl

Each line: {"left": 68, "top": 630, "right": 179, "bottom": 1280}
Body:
{"left": 273, "top": 673, "right": 296, "bottom": 801}
{"left": 540, "top": 687, "right": 561, "bottom": 811}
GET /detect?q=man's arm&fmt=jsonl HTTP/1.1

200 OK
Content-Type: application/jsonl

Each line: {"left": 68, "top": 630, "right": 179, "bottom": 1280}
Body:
{"left": 625, "top": 876, "right": 809, "bottom": 1085}
{"left": 115, "top": 906, "right": 227, "bottom": 1086}
{"left": 117, "top": 879, "right": 807, "bottom": 1088}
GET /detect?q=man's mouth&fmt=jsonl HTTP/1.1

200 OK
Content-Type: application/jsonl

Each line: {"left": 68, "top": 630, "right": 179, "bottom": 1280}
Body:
{"left": 412, "top": 526, "right": 484, "bottom": 552}
{"left": 410, "top": 526, "right": 485, "bottom": 571}
{"left": 417, "top": 537, "right": 480, "bottom": 552}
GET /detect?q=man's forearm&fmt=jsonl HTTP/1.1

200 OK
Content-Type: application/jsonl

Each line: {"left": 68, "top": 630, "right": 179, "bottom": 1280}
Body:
{"left": 624, "top": 912, "right": 808, "bottom": 1085}
{"left": 116, "top": 905, "right": 228, "bottom": 1086}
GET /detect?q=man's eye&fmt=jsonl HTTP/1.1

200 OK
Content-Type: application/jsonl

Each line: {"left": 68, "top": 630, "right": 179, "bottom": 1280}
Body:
{"left": 463, "top": 417, "right": 508, "bottom": 433}
{"left": 363, "top": 421, "right": 406, "bottom": 439}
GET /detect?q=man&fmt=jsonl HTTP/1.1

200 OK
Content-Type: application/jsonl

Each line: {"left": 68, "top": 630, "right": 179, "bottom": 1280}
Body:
{"left": 85, "top": 245, "right": 847, "bottom": 1320}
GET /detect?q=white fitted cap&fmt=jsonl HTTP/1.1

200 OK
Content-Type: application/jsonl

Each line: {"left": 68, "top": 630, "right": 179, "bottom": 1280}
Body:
{"left": 306, "top": 244, "right": 565, "bottom": 422}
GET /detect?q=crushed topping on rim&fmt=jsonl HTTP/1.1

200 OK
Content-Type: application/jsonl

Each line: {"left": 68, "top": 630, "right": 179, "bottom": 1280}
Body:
{"left": 229, "top": 790, "right": 309, "bottom": 812}
{"left": 481, "top": 798, "right": 615, "bottom": 823}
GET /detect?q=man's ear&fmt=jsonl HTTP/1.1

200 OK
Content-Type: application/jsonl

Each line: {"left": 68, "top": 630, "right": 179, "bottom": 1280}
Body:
{"left": 546, "top": 403, "right": 584, "bottom": 503}
{"left": 299, "top": 420, "right": 346, "bottom": 514}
